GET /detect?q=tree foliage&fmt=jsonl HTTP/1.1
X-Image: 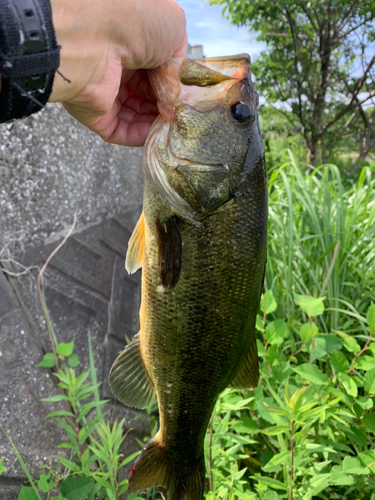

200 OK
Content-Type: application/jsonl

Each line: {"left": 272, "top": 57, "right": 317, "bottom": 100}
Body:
{"left": 210, "top": 0, "right": 375, "bottom": 166}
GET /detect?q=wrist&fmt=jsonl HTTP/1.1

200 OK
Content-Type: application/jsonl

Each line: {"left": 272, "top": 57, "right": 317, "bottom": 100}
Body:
{"left": 0, "top": 0, "right": 60, "bottom": 122}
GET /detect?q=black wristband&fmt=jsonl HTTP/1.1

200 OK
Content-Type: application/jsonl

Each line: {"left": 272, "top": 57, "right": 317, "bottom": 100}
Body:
{"left": 0, "top": 0, "right": 60, "bottom": 123}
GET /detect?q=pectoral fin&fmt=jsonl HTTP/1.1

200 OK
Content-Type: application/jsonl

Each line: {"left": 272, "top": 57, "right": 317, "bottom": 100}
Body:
{"left": 230, "top": 337, "right": 259, "bottom": 390}
{"left": 125, "top": 212, "right": 145, "bottom": 274}
{"left": 156, "top": 216, "right": 182, "bottom": 288}
{"left": 109, "top": 333, "right": 155, "bottom": 409}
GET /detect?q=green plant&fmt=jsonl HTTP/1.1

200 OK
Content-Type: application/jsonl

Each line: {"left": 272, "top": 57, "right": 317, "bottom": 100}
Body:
{"left": 1, "top": 214, "right": 146, "bottom": 500}
{"left": 205, "top": 293, "right": 375, "bottom": 500}
{"left": 1, "top": 333, "right": 143, "bottom": 500}
{"left": 3, "top": 157, "right": 375, "bottom": 500}
{"left": 266, "top": 153, "right": 375, "bottom": 333}
{"left": 210, "top": 0, "right": 375, "bottom": 166}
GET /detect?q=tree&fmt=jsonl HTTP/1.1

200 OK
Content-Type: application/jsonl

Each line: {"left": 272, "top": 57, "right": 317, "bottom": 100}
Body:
{"left": 210, "top": 0, "right": 375, "bottom": 166}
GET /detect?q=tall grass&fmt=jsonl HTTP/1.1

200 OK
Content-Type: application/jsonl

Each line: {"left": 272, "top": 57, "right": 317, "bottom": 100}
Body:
{"left": 266, "top": 151, "right": 375, "bottom": 334}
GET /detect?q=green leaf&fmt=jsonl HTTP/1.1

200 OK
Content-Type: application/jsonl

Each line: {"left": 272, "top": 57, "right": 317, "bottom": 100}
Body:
{"left": 342, "top": 456, "right": 370, "bottom": 475}
{"left": 56, "top": 341, "right": 74, "bottom": 357}
{"left": 330, "top": 350, "right": 349, "bottom": 373}
{"left": 55, "top": 456, "right": 80, "bottom": 472}
{"left": 80, "top": 448, "right": 90, "bottom": 467}
{"left": 292, "top": 363, "right": 328, "bottom": 385}
{"left": 18, "top": 487, "right": 40, "bottom": 500}
{"left": 265, "top": 320, "right": 289, "bottom": 345}
{"left": 68, "top": 353, "right": 80, "bottom": 368}
{"left": 105, "top": 489, "right": 116, "bottom": 500}
{"left": 362, "top": 413, "right": 375, "bottom": 432}
{"left": 299, "top": 321, "right": 318, "bottom": 342}
{"left": 337, "top": 373, "right": 358, "bottom": 397}
{"left": 329, "top": 473, "right": 355, "bottom": 485}
{"left": 257, "top": 339, "right": 265, "bottom": 356}
{"left": 88, "top": 446, "right": 112, "bottom": 469}
{"left": 251, "top": 475, "right": 287, "bottom": 491}
{"left": 91, "top": 476, "right": 113, "bottom": 490}
{"left": 367, "top": 302, "right": 375, "bottom": 334}
{"left": 308, "top": 336, "right": 327, "bottom": 362}
{"left": 60, "top": 476, "right": 93, "bottom": 500}
{"left": 359, "top": 450, "right": 375, "bottom": 473}
{"left": 77, "top": 400, "right": 109, "bottom": 421}
{"left": 302, "top": 443, "right": 336, "bottom": 453}
{"left": 38, "top": 353, "right": 56, "bottom": 368}
{"left": 350, "top": 425, "right": 368, "bottom": 447}
{"left": 41, "top": 395, "right": 70, "bottom": 402}
{"left": 293, "top": 293, "right": 325, "bottom": 317}
{"left": 47, "top": 410, "right": 74, "bottom": 419}
{"left": 357, "top": 397, "right": 373, "bottom": 410}
{"left": 319, "top": 334, "right": 342, "bottom": 353}
{"left": 363, "top": 368, "right": 375, "bottom": 394}
{"left": 118, "top": 450, "right": 140, "bottom": 466}
{"left": 262, "top": 450, "right": 290, "bottom": 472}
{"left": 354, "top": 355, "right": 375, "bottom": 371}
{"left": 37, "top": 473, "right": 54, "bottom": 493}
{"left": 308, "top": 472, "right": 354, "bottom": 494}
{"left": 337, "top": 332, "right": 361, "bottom": 354}
{"left": 261, "top": 425, "right": 289, "bottom": 436}
{"left": 261, "top": 290, "right": 277, "bottom": 315}
{"left": 119, "top": 482, "right": 129, "bottom": 496}
{"left": 0, "top": 458, "right": 7, "bottom": 475}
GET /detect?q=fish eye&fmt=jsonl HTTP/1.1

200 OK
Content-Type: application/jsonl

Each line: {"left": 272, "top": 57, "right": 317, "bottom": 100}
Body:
{"left": 230, "top": 102, "right": 254, "bottom": 125}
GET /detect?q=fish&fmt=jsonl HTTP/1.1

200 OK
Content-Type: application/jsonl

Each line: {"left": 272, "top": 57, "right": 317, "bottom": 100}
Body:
{"left": 109, "top": 54, "right": 267, "bottom": 500}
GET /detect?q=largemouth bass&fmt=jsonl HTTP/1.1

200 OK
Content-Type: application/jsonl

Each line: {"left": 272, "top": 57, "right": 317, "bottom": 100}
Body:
{"left": 109, "top": 54, "right": 267, "bottom": 500}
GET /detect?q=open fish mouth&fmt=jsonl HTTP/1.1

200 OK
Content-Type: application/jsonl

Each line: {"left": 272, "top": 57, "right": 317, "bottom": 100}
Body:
{"left": 142, "top": 117, "right": 234, "bottom": 221}
{"left": 142, "top": 54, "right": 254, "bottom": 222}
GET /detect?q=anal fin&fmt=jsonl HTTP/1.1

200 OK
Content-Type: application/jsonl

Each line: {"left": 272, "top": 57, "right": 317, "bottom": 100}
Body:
{"left": 109, "top": 333, "right": 155, "bottom": 409}
{"left": 230, "top": 336, "right": 259, "bottom": 390}
{"left": 125, "top": 212, "right": 145, "bottom": 274}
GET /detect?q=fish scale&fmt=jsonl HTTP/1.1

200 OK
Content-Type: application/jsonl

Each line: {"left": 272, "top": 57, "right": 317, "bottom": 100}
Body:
{"left": 109, "top": 54, "right": 267, "bottom": 500}
{"left": 142, "top": 170, "right": 266, "bottom": 453}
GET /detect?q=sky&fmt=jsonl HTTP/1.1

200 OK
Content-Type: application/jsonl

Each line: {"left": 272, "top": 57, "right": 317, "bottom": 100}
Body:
{"left": 175, "top": 0, "right": 266, "bottom": 59}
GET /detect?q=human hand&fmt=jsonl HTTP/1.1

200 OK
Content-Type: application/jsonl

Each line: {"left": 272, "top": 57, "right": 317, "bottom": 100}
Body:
{"left": 49, "top": 0, "right": 187, "bottom": 146}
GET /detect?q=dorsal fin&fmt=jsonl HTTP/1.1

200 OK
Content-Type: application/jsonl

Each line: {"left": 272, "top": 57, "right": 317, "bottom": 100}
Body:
{"left": 125, "top": 212, "right": 145, "bottom": 274}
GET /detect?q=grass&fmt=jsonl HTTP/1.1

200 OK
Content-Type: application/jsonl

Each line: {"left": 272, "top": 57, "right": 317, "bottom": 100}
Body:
{"left": 266, "top": 151, "right": 375, "bottom": 334}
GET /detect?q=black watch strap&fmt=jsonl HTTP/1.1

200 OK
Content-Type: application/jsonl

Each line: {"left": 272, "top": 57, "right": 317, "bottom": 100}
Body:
{"left": 0, "top": 0, "right": 60, "bottom": 123}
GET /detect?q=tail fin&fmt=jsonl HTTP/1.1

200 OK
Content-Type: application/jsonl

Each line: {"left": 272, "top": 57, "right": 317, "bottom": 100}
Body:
{"left": 128, "top": 434, "right": 205, "bottom": 500}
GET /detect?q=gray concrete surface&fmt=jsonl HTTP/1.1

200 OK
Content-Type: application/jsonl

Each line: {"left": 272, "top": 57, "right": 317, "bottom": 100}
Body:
{"left": 0, "top": 104, "right": 149, "bottom": 498}
{"left": 0, "top": 103, "right": 144, "bottom": 249}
